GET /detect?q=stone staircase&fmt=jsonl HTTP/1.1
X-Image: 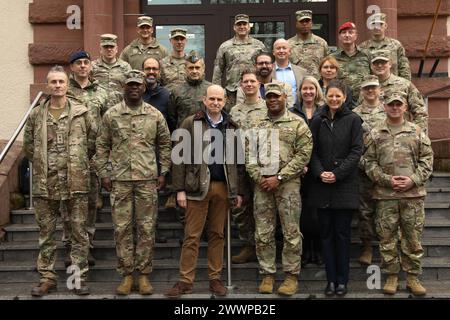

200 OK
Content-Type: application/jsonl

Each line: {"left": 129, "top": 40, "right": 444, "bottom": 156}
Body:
{"left": 1, "top": 173, "right": 450, "bottom": 299}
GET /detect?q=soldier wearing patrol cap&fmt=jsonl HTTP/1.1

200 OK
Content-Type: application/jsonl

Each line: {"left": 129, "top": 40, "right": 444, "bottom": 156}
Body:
{"left": 288, "top": 10, "right": 329, "bottom": 80}
{"left": 353, "top": 74, "right": 386, "bottom": 266}
{"left": 370, "top": 49, "right": 428, "bottom": 131}
{"left": 92, "top": 34, "right": 132, "bottom": 110}
{"left": 330, "top": 21, "right": 371, "bottom": 109}
{"left": 364, "top": 92, "right": 433, "bottom": 296}
{"left": 212, "top": 13, "right": 266, "bottom": 111}
{"left": 360, "top": 13, "right": 411, "bottom": 80}
{"left": 246, "top": 82, "right": 312, "bottom": 296}
{"left": 160, "top": 28, "right": 188, "bottom": 91}
{"left": 96, "top": 69, "right": 172, "bottom": 295}
{"left": 120, "top": 16, "right": 168, "bottom": 70}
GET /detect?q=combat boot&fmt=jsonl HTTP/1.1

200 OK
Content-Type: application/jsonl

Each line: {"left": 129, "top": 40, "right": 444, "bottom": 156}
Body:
{"left": 277, "top": 274, "right": 298, "bottom": 296}
{"left": 358, "top": 242, "right": 373, "bottom": 265}
{"left": 138, "top": 275, "right": 153, "bottom": 295}
{"left": 259, "top": 275, "right": 275, "bottom": 294}
{"left": 383, "top": 275, "right": 398, "bottom": 295}
{"left": 31, "top": 281, "right": 57, "bottom": 297}
{"left": 406, "top": 274, "right": 427, "bottom": 296}
{"left": 116, "top": 275, "right": 134, "bottom": 295}
{"left": 231, "top": 246, "right": 257, "bottom": 264}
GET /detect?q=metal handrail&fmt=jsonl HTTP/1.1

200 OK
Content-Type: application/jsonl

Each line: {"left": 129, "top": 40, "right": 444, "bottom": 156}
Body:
{"left": 0, "top": 91, "right": 44, "bottom": 164}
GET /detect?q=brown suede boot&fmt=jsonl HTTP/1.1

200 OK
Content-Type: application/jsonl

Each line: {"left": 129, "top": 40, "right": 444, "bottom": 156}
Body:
{"left": 358, "top": 241, "right": 373, "bottom": 265}
{"left": 259, "top": 275, "right": 275, "bottom": 294}
{"left": 232, "top": 246, "right": 257, "bottom": 264}
{"left": 165, "top": 281, "right": 193, "bottom": 299}
{"left": 138, "top": 275, "right": 153, "bottom": 295}
{"left": 31, "top": 281, "right": 57, "bottom": 297}
{"left": 383, "top": 275, "right": 398, "bottom": 295}
{"left": 277, "top": 274, "right": 298, "bottom": 296}
{"left": 406, "top": 274, "right": 426, "bottom": 296}
{"left": 116, "top": 275, "right": 134, "bottom": 295}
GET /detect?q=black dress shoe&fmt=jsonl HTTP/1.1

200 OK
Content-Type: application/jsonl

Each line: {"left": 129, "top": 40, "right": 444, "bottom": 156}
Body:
{"left": 335, "top": 284, "right": 347, "bottom": 296}
{"left": 324, "top": 282, "right": 336, "bottom": 296}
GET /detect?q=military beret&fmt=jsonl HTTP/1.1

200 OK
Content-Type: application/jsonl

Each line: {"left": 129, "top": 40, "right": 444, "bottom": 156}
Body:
{"left": 69, "top": 50, "right": 91, "bottom": 64}
{"left": 361, "top": 75, "right": 380, "bottom": 88}
{"left": 124, "top": 69, "right": 146, "bottom": 85}
{"left": 385, "top": 92, "right": 407, "bottom": 105}
{"left": 100, "top": 34, "right": 117, "bottom": 46}
{"left": 371, "top": 49, "right": 391, "bottom": 63}
{"left": 295, "top": 10, "right": 312, "bottom": 21}
{"left": 137, "top": 16, "right": 153, "bottom": 27}
{"left": 235, "top": 14, "right": 249, "bottom": 24}
{"left": 338, "top": 21, "right": 356, "bottom": 33}
{"left": 265, "top": 82, "right": 284, "bottom": 96}
{"left": 186, "top": 50, "right": 202, "bottom": 63}
{"left": 170, "top": 28, "right": 187, "bottom": 39}
{"left": 369, "top": 13, "right": 387, "bottom": 25}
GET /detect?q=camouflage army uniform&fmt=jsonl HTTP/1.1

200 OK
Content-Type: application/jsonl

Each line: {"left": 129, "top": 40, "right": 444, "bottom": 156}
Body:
{"left": 119, "top": 38, "right": 168, "bottom": 71}
{"left": 360, "top": 37, "right": 411, "bottom": 80}
{"left": 330, "top": 47, "right": 371, "bottom": 109}
{"left": 212, "top": 37, "right": 266, "bottom": 111}
{"left": 379, "top": 74, "right": 428, "bottom": 131}
{"left": 95, "top": 101, "right": 171, "bottom": 276}
{"left": 66, "top": 77, "right": 108, "bottom": 248}
{"left": 229, "top": 98, "right": 267, "bottom": 247}
{"left": 288, "top": 33, "right": 329, "bottom": 80}
{"left": 160, "top": 55, "right": 187, "bottom": 91}
{"left": 23, "top": 98, "right": 97, "bottom": 283}
{"left": 353, "top": 101, "right": 386, "bottom": 242}
{"left": 364, "top": 120, "right": 433, "bottom": 275}
{"left": 168, "top": 78, "right": 212, "bottom": 129}
{"left": 246, "top": 110, "right": 312, "bottom": 275}
{"left": 91, "top": 58, "right": 131, "bottom": 109}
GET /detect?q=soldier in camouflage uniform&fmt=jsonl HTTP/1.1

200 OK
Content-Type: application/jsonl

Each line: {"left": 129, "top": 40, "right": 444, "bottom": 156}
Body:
{"left": 360, "top": 13, "right": 411, "bottom": 80}
{"left": 370, "top": 49, "right": 428, "bottom": 132}
{"left": 95, "top": 70, "right": 172, "bottom": 295}
{"left": 352, "top": 75, "right": 386, "bottom": 266}
{"left": 92, "top": 34, "right": 132, "bottom": 110}
{"left": 212, "top": 14, "right": 266, "bottom": 111}
{"left": 330, "top": 22, "right": 371, "bottom": 109}
{"left": 364, "top": 93, "right": 433, "bottom": 296}
{"left": 24, "top": 66, "right": 97, "bottom": 296}
{"left": 288, "top": 10, "right": 329, "bottom": 80}
{"left": 168, "top": 51, "right": 212, "bottom": 130}
{"left": 119, "top": 16, "right": 168, "bottom": 71}
{"left": 246, "top": 83, "right": 312, "bottom": 296}
{"left": 229, "top": 69, "right": 267, "bottom": 264}
{"left": 160, "top": 28, "right": 188, "bottom": 91}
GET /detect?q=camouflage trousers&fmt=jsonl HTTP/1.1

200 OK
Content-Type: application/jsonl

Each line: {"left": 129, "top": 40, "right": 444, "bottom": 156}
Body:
{"left": 62, "top": 170, "right": 98, "bottom": 248}
{"left": 254, "top": 179, "right": 302, "bottom": 275}
{"left": 375, "top": 198, "right": 425, "bottom": 275}
{"left": 110, "top": 180, "right": 158, "bottom": 276}
{"left": 358, "top": 172, "right": 376, "bottom": 242}
{"left": 34, "top": 195, "right": 89, "bottom": 283}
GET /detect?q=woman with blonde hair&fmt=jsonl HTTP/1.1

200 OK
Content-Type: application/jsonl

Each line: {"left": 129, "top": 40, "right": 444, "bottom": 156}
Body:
{"left": 319, "top": 56, "right": 352, "bottom": 108}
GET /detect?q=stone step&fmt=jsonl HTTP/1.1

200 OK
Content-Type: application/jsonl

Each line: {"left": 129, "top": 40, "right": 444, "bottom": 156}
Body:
{"left": 426, "top": 172, "right": 450, "bottom": 188}
{"left": 1, "top": 237, "right": 449, "bottom": 263}
{"left": 0, "top": 257, "right": 448, "bottom": 284}
{"left": 425, "top": 188, "right": 450, "bottom": 203}
{"left": 424, "top": 203, "right": 450, "bottom": 219}
{"left": 1, "top": 279, "right": 450, "bottom": 300}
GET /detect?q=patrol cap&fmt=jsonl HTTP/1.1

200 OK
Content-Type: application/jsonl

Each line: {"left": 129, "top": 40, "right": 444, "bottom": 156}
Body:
{"left": 295, "top": 10, "right": 312, "bottom": 21}
{"left": 186, "top": 50, "right": 202, "bottom": 63}
{"left": 264, "top": 82, "right": 284, "bottom": 96}
{"left": 69, "top": 50, "right": 91, "bottom": 64}
{"left": 137, "top": 16, "right": 153, "bottom": 27}
{"left": 170, "top": 28, "right": 187, "bottom": 39}
{"left": 338, "top": 21, "right": 356, "bottom": 33}
{"left": 235, "top": 14, "right": 249, "bottom": 24}
{"left": 100, "top": 34, "right": 117, "bottom": 47}
{"left": 369, "top": 13, "right": 387, "bottom": 25}
{"left": 385, "top": 92, "right": 407, "bottom": 105}
{"left": 371, "top": 49, "right": 391, "bottom": 63}
{"left": 361, "top": 75, "right": 380, "bottom": 88}
{"left": 124, "top": 69, "right": 146, "bottom": 84}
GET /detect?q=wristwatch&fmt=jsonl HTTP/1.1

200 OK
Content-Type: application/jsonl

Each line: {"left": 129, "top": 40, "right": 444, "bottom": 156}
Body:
{"left": 277, "top": 174, "right": 283, "bottom": 182}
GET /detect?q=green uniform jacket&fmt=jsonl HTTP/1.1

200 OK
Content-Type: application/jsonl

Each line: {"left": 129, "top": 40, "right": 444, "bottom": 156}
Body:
{"left": 95, "top": 101, "right": 172, "bottom": 181}
{"left": 364, "top": 120, "right": 433, "bottom": 199}
{"left": 119, "top": 38, "right": 168, "bottom": 70}
{"left": 23, "top": 97, "right": 97, "bottom": 197}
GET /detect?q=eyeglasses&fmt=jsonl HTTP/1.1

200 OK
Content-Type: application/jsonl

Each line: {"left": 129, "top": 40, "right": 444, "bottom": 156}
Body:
{"left": 144, "top": 67, "right": 159, "bottom": 71}
{"left": 256, "top": 61, "right": 272, "bottom": 66}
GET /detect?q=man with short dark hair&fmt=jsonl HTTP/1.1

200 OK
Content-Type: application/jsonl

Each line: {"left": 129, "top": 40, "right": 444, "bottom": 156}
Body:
{"left": 160, "top": 28, "right": 188, "bottom": 91}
